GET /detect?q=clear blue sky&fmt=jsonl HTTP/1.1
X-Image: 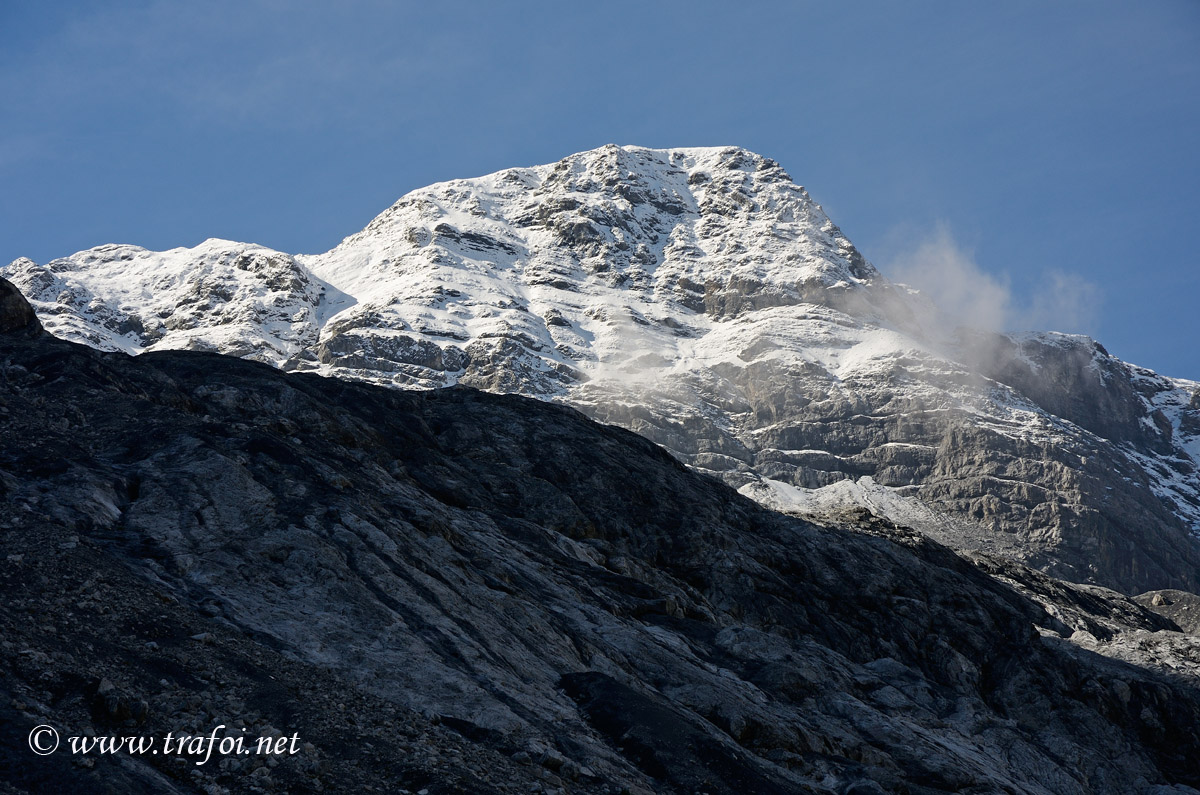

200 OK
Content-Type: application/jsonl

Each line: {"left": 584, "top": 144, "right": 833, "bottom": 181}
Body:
{"left": 3, "top": 1, "right": 1198, "bottom": 377}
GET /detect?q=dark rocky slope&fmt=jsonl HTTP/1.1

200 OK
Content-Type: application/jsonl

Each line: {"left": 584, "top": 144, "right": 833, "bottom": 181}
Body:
{"left": 2, "top": 277, "right": 1199, "bottom": 794}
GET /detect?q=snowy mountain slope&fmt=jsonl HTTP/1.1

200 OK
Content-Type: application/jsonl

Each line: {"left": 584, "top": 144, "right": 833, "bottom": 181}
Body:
{"left": 6, "top": 144, "right": 1200, "bottom": 593}
{"left": 5, "top": 240, "right": 349, "bottom": 361}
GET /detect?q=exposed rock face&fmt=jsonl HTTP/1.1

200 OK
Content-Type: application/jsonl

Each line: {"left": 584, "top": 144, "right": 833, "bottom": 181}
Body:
{"left": 0, "top": 277, "right": 41, "bottom": 336}
{"left": 5, "top": 146, "right": 1199, "bottom": 595}
{"left": 4, "top": 294, "right": 1200, "bottom": 794}
{"left": 1135, "top": 590, "right": 1200, "bottom": 634}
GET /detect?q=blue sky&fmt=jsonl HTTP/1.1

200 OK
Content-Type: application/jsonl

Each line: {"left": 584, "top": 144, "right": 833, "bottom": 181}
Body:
{"left": 2, "top": 1, "right": 1198, "bottom": 376}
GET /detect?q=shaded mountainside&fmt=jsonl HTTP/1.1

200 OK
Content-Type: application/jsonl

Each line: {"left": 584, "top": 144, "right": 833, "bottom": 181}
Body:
{"left": 3, "top": 279, "right": 1200, "bottom": 794}
{"left": 5, "top": 145, "right": 1199, "bottom": 595}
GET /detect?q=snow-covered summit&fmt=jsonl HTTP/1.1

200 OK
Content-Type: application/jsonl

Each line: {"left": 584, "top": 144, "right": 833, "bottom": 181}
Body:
{"left": 11, "top": 146, "right": 898, "bottom": 390}
{"left": 6, "top": 144, "right": 1200, "bottom": 593}
{"left": 291, "top": 144, "right": 909, "bottom": 393}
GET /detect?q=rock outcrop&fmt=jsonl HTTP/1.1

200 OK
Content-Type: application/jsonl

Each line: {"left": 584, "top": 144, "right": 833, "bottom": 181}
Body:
{"left": 0, "top": 276, "right": 41, "bottom": 336}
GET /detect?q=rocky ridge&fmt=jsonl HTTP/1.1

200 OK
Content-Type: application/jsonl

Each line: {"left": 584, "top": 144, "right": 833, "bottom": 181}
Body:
{"left": 5, "top": 145, "right": 1199, "bottom": 594}
{"left": 3, "top": 277, "right": 1200, "bottom": 794}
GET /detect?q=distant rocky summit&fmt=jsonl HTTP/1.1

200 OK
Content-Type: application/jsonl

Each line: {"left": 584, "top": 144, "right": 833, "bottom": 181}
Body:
{"left": 7, "top": 145, "right": 1198, "bottom": 596}
{"left": 3, "top": 276, "right": 1200, "bottom": 793}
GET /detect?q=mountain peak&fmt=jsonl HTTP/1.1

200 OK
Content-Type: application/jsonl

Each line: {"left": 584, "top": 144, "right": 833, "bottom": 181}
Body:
{"left": 5, "top": 147, "right": 1199, "bottom": 594}
{"left": 282, "top": 144, "right": 893, "bottom": 394}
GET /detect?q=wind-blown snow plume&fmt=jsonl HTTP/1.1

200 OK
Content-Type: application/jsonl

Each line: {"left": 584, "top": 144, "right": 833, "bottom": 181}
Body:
{"left": 887, "top": 222, "right": 1101, "bottom": 336}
